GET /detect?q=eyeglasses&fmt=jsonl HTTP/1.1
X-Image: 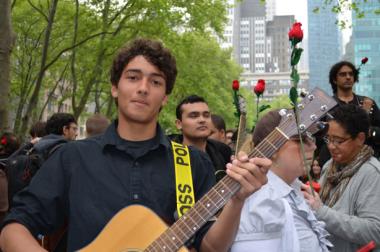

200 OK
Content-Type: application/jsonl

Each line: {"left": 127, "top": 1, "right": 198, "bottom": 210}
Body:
{"left": 323, "top": 136, "right": 351, "bottom": 147}
{"left": 337, "top": 71, "right": 354, "bottom": 78}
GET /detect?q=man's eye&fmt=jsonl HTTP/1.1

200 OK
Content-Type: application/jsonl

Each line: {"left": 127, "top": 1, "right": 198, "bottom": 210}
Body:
{"left": 127, "top": 75, "right": 138, "bottom": 80}
{"left": 151, "top": 79, "right": 163, "bottom": 86}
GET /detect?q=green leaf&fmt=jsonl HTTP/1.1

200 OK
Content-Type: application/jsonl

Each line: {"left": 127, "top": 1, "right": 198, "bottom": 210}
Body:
{"left": 259, "top": 104, "right": 271, "bottom": 113}
{"left": 313, "top": 7, "right": 320, "bottom": 13}
{"left": 291, "top": 68, "right": 300, "bottom": 85}
{"left": 291, "top": 47, "right": 304, "bottom": 66}
{"left": 289, "top": 87, "right": 298, "bottom": 105}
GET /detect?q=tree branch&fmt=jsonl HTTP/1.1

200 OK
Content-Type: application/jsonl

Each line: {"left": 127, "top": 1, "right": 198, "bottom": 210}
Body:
{"left": 27, "top": 0, "right": 48, "bottom": 22}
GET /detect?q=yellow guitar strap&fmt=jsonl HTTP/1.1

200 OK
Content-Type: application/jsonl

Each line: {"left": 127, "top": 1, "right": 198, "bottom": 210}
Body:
{"left": 171, "top": 141, "right": 195, "bottom": 218}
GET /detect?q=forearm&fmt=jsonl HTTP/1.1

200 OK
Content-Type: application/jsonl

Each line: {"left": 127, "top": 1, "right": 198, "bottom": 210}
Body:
{"left": 200, "top": 197, "right": 244, "bottom": 252}
{"left": 0, "top": 223, "right": 46, "bottom": 252}
{"left": 316, "top": 205, "right": 380, "bottom": 245}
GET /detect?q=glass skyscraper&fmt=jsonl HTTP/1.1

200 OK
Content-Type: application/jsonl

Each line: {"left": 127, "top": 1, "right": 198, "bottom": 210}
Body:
{"left": 352, "top": 0, "right": 380, "bottom": 105}
{"left": 308, "top": 1, "right": 341, "bottom": 94}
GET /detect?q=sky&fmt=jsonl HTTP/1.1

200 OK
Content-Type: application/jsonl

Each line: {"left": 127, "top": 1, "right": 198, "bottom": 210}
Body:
{"left": 275, "top": 0, "right": 352, "bottom": 47}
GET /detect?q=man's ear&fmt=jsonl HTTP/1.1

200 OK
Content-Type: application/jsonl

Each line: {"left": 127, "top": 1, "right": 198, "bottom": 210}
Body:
{"left": 357, "top": 132, "right": 366, "bottom": 144}
{"left": 111, "top": 85, "right": 118, "bottom": 98}
{"left": 161, "top": 95, "right": 168, "bottom": 107}
{"left": 62, "top": 125, "right": 69, "bottom": 137}
{"left": 175, "top": 119, "right": 182, "bottom": 131}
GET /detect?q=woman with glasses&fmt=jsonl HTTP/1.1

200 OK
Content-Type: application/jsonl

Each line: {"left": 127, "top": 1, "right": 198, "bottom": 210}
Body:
{"left": 231, "top": 110, "right": 331, "bottom": 252}
{"left": 303, "top": 104, "right": 380, "bottom": 251}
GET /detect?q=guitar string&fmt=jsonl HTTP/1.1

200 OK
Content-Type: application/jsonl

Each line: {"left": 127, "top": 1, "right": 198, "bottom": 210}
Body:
{"left": 146, "top": 112, "right": 310, "bottom": 251}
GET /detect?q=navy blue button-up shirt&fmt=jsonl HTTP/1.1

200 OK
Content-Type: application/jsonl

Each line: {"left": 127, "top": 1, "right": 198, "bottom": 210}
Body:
{"left": 4, "top": 122, "right": 215, "bottom": 251}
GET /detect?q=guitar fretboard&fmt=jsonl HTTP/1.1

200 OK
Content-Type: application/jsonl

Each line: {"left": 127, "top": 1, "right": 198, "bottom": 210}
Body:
{"left": 145, "top": 128, "right": 288, "bottom": 252}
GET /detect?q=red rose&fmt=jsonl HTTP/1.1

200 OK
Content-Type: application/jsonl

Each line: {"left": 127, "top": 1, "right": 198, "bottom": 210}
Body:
{"left": 0, "top": 137, "right": 7, "bottom": 146}
{"left": 232, "top": 80, "right": 240, "bottom": 91}
{"left": 306, "top": 181, "right": 321, "bottom": 193}
{"left": 288, "top": 22, "right": 303, "bottom": 43}
{"left": 254, "top": 79, "right": 265, "bottom": 96}
{"left": 361, "top": 57, "right": 368, "bottom": 64}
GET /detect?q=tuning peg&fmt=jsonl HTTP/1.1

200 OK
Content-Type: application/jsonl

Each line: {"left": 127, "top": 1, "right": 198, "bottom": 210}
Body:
{"left": 307, "top": 94, "right": 314, "bottom": 101}
{"left": 297, "top": 103, "right": 305, "bottom": 110}
{"left": 300, "top": 90, "right": 309, "bottom": 98}
{"left": 325, "top": 112, "right": 334, "bottom": 119}
{"left": 320, "top": 105, "right": 328, "bottom": 111}
{"left": 279, "top": 109, "right": 287, "bottom": 116}
{"left": 310, "top": 114, "right": 317, "bottom": 121}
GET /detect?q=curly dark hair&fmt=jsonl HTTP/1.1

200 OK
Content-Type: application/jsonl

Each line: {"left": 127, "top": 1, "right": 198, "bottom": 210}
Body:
{"left": 175, "top": 95, "right": 208, "bottom": 120}
{"left": 329, "top": 104, "right": 369, "bottom": 138}
{"left": 29, "top": 121, "right": 47, "bottom": 138}
{"left": 211, "top": 114, "right": 226, "bottom": 131}
{"left": 329, "top": 61, "right": 359, "bottom": 94}
{"left": 45, "top": 113, "right": 76, "bottom": 135}
{"left": 110, "top": 38, "right": 177, "bottom": 95}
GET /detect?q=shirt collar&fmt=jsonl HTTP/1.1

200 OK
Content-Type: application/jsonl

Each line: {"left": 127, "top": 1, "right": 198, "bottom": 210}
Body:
{"left": 100, "top": 120, "right": 171, "bottom": 150}
{"left": 267, "top": 170, "right": 300, "bottom": 198}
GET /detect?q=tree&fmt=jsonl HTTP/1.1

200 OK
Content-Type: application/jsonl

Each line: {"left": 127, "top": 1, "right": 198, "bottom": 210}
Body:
{"left": 0, "top": 0, "right": 14, "bottom": 132}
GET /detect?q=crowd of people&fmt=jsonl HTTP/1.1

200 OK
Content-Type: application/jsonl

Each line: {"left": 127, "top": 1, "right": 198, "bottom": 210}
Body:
{"left": 0, "top": 38, "right": 379, "bottom": 252}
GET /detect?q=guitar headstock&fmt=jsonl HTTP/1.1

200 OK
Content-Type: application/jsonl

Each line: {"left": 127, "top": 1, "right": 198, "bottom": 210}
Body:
{"left": 278, "top": 88, "right": 337, "bottom": 138}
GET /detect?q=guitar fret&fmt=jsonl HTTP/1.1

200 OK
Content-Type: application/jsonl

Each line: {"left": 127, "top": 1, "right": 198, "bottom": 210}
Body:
{"left": 262, "top": 138, "right": 278, "bottom": 151}
{"left": 253, "top": 148, "right": 265, "bottom": 158}
{"left": 155, "top": 237, "right": 167, "bottom": 252}
{"left": 161, "top": 229, "right": 178, "bottom": 251}
{"left": 170, "top": 220, "right": 187, "bottom": 242}
{"left": 180, "top": 214, "right": 199, "bottom": 233}
{"left": 190, "top": 206, "right": 206, "bottom": 223}
{"left": 138, "top": 88, "right": 337, "bottom": 252}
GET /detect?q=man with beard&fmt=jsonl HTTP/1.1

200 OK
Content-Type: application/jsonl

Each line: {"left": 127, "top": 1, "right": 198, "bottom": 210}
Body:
{"left": 318, "top": 61, "right": 380, "bottom": 166}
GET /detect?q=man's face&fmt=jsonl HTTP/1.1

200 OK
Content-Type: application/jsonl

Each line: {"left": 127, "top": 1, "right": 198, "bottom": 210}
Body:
{"left": 225, "top": 131, "right": 234, "bottom": 146}
{"left": 176, "top": 102, "right": 211, "bottom": 141}
{"left": 111, "top": 55, "right": 168, "bottom": 125}
{"left": 335, "top": 65, "right": 355, "bottom": 92}
{"left": 63, "top": 123, "right": 78, "bottom": 140}
{"left": 326, "top": 120, "right": 364, "bottom": 165}
{"left": 209, "top": 123, "right": 226, "bottom": 143}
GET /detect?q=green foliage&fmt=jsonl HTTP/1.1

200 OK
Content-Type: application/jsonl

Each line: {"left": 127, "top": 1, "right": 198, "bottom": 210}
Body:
{"left": 159, "top": 32, "right": 242, "bottom": 134}
{"left": 259, "top": 104, "right": 271, "bottom": 113}
{"left": 10, "top": 0, "right": 232, "bottom": 135}
{"left": 290, "top": 47, "right": 303, "bottom": 66}
{"left": 289, "top": 87, "right": 299, "bottom": 106}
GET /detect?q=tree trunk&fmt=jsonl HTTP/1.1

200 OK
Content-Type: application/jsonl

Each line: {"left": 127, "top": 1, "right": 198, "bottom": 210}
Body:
{"left": 0, "top": 0, "right": 14, "bottom": 132}
{"left": 19, "top": 0, "right": 58, "bottom": 136}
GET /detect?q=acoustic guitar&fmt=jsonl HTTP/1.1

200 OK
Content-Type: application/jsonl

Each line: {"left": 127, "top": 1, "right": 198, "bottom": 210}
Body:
{"left": 79, "top": 88, "right": 337, "bottom": 252}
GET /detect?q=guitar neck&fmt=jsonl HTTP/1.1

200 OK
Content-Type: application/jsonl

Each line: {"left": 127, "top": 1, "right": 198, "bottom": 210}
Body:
{"left": 146, "top": 128, "right": 288, "bottom": 251}
{"left": 234, "top": 114, "right": 247, "bottom": 154}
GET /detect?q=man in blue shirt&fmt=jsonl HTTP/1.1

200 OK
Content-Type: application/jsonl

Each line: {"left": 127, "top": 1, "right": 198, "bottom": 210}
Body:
{"left": 0, "top": 39, "right": 271, "bottom": 252}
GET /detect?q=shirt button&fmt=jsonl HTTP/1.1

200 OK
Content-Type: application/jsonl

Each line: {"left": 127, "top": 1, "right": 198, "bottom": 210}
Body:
{"left": 133, "top": 194, "right": 139, "bottom": 200}
{"left": 134, "top": 161, "right": 139, "bottom": 166}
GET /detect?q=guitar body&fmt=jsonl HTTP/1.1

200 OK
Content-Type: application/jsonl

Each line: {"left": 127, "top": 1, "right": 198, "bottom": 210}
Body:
{"left": 78, "top": 88, "right": 336, "bottom": 252}
{"left": 79, "top": 205, "right": 188, "bottom": 252}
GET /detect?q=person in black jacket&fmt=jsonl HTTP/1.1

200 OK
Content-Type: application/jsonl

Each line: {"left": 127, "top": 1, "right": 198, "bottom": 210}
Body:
{"left": 0, "top": 39, "right": 271, "bottom": 252}
{"left": 173, "top": 95, "right": 232, "bottom": 181}
{"left": 318, "top": 61, "right": 380, "bottom": 166}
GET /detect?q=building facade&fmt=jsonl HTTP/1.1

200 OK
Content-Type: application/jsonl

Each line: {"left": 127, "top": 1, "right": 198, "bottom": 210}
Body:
{"left": 352, "top": 0, "right": 380, "bottom": 105}
{"left": 307, "top": 0, "right": 341, "bottom": 94}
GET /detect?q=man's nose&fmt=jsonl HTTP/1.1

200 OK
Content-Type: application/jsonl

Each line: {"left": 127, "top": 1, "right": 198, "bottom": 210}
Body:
{"left": 137, "top": 78, "right": 149, "bottom": 94}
